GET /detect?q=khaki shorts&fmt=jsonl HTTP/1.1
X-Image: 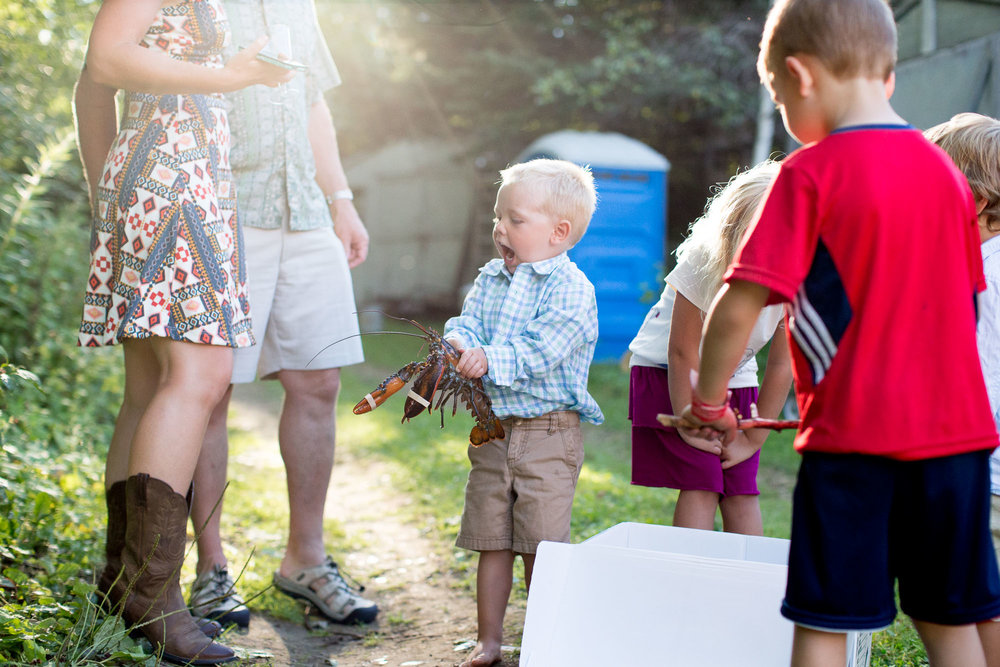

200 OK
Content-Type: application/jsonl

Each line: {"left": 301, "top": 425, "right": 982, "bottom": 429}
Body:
{"left": 456, "top": 411, "right": 584, "bottom": 555}
{"left": 233, "top": 224, "right": 364, "bottom": 383}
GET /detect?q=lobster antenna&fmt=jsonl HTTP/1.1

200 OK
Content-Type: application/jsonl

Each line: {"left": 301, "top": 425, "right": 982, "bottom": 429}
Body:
{"left": 307, "top": 330, "right": 430, "bottom": 366}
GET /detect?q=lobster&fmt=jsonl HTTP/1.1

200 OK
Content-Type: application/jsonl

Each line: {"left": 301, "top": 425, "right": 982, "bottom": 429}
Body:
{"left": 350, "top": 315, "right": 505, "bottom": 447}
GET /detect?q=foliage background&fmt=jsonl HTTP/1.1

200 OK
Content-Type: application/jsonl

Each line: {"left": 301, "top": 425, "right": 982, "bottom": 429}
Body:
{"left": 320, "top": 0, "right": 773, "bottom": 254}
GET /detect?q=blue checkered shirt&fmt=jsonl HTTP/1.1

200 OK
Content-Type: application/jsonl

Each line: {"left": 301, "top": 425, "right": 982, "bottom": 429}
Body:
{"left": 445, "top": 253, "right": 604, "bottom": 425}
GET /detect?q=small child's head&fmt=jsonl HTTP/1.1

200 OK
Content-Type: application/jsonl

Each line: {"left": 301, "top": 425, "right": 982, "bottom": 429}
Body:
{"left": 758, "top": 0, "right": 897, "bottom": 143}
{"left": 676, "top": 159, "right": 782, "bottom": 294}
{"left": 923, "top": 112, "right": 1000, "bottom": 240}
{"left": 492, "top": 158, "right": 597, "bottom": 272}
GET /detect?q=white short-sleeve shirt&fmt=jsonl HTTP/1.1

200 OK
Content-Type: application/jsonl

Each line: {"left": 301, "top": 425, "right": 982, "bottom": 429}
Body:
{"left": 629, "top": 246, "right": 784, "bottom": 389}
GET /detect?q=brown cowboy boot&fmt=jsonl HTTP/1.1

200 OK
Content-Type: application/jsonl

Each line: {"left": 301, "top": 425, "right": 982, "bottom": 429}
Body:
{"left": 98, "top": 480, "right": 222, "bottom": 639}
{"left": 113, "top": 474, "right": 234, "bottom": 665}
{"left": 97, "top": 480, "right": 127, "bottom": 600}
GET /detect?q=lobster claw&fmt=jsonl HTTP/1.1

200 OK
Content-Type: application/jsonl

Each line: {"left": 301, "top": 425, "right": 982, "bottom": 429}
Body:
{"left": 488, "top": 418, "right": 505, "bottom": 441}
{"left": 403, "top": 356, "right": 448, "bottom": 420}
{"left": 469, "top": 418, "right": 505, "bottom": 447}
{"left": 353, "top": 361, "right": 425, "bottom": 415}
{"left": 470, "top": 425, "right": 490, "bottom": 447}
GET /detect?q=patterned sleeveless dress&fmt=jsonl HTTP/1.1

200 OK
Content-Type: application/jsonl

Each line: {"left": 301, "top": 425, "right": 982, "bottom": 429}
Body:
{"left": 78, "top": 0, "right": 253, "bottom": 348}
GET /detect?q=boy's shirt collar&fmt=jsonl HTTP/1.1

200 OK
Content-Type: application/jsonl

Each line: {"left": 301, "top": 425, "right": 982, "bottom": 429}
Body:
{"left": 829, "top": 123, "right": 915, "bottom": 134}
{"left": 482, "top": 252, "right": 570, "bottom": 278}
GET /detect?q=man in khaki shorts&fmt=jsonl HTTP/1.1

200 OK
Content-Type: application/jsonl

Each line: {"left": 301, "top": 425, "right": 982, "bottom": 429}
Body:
{"left": 186, "top": 0, "right": 378, "bottom": 629}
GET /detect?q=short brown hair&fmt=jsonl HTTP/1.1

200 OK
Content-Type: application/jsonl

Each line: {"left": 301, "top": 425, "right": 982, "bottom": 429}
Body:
{"left": 758, "top": 0, "right": 897, "bottom": 85}
{"left": 925, "top": 113, "right": 1000, "bottom": 232}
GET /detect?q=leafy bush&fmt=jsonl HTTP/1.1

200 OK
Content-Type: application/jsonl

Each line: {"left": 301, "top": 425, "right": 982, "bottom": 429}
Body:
{"left": 0, "top": 11, "right": 138, "bottom": 656}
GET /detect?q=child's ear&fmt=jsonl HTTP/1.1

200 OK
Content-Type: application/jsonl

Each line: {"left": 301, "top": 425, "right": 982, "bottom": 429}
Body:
{"left": 551, "top": 219, "right": 572, "bottom": 245}
{"left": 784, "top": 55, "right": 814, "bottom": 97}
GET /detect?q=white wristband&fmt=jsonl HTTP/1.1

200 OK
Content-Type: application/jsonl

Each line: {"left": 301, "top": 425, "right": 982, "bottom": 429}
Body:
{"left": 325, "top": 189, "right": 353, "bottom": 205}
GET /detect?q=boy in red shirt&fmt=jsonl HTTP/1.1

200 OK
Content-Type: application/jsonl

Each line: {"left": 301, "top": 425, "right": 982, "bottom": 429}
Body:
{"left": 680, "top": 1, "right": 1000, "bottom": 665}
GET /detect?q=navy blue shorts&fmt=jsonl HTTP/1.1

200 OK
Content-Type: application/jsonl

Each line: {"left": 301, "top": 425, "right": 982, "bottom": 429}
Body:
{"left": 781, "top": 450, "right": 1000, "bottom": 631}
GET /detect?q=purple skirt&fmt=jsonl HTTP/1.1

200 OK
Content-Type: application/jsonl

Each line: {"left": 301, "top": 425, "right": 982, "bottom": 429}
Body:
{"left": 629, "top": 364, "right": 760, "bottom": 496}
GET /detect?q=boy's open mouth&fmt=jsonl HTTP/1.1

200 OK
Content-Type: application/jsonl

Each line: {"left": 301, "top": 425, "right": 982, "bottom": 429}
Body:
{"left": 499, "top": 243, "right": 516, "bottom": 263}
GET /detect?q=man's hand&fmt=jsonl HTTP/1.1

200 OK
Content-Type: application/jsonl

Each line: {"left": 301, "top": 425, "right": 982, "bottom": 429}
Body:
{"left": 332, "top": 202, "right": 369, "bottom": 268}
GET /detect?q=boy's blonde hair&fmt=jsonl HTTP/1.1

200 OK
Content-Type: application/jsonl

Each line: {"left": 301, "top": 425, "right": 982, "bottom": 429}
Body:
{"left": 924, "top": 112, "right": 1000, "bottom": 232}
{"left": 500, "top": 158, "right": 597, "bottom": 246}
{"left": 758, "top": 0, "right": 897, "bottom": 86}
{"left": 675, "top": 159, "right": 781, "bottom": 296}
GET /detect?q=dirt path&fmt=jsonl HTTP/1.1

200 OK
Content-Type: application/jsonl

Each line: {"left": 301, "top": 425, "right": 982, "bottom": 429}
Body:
{"left": 222, "top": 383, "right": 523, "bottom": 667}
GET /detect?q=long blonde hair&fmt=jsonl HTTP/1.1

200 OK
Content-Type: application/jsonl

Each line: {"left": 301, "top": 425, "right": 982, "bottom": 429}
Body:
{"left": 675, "top": 160, "right": 781, "bottom": 296}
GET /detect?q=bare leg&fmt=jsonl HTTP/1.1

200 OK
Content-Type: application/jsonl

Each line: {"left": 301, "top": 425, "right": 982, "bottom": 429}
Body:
{"left": 128, "top": 338, "right": 233, "bottom": 493}
{"left": 977, "top": 620, "right": 1000, "bottom": 667}
{"left": 790, "top": 625, "right": 846, "bottom": 667}
{"left": 521, "top": 552, "right": 536, "bottom": 591}
{"left": 461, "top": 550, "right": 514, "bottom": 667}
{"left": 914, "top": 619, "right": 987, "bottom": 667}
{"left": 275, "top": 368, "right": 341, "bottom": 575}
{"left": 191, "top": 386, "right": 233, "bottom": 574}
{"left": 672, "top": 489, "right": 719, "bottom": 531}
{"left": 106, "top": 341, "right": 160, "bottom": 487}
{"left": 719, "top": 494, "right": 763, "bottom": 535}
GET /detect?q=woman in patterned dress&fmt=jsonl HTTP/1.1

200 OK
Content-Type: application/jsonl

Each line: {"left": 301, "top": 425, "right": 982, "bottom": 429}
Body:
{"left": 74, "top": 1, "right": 291, "bottom": 662}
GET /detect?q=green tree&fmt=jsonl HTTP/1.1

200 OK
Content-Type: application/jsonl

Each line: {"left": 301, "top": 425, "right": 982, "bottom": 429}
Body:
{"left": 319, "top": 0, "right": 771, "bottom": 250}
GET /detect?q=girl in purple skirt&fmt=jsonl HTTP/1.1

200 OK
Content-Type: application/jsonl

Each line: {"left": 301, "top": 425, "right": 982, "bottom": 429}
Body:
{"left": 627, "top": 160, "right": 792, "bottom": 534}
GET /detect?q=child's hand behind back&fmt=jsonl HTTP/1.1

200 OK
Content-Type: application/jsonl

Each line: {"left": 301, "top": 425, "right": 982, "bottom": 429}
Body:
{"left": 677, "top": 429, "right": 723, "bottom": 456}
{"left": 721, "top": 431, "right": 762, "bottom": 469}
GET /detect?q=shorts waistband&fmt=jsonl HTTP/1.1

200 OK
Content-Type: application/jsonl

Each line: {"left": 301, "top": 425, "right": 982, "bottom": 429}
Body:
{"left": 501, "top": 411, "right": 579, "bottom": 432}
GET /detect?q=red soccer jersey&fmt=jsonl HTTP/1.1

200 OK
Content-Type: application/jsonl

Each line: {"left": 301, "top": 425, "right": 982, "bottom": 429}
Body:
{"left": 727, "top": 125, "right": 996, "bottom": 460}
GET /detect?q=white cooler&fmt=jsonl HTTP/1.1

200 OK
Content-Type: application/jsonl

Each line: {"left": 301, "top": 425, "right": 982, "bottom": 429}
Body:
{"left": 520, "top": 522, "right": 872, "bottom": 667}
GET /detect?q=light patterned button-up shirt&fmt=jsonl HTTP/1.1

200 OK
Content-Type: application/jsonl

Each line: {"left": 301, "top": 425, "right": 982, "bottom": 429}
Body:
{"left": 445, "top": 253, "right": 604, "bottom": 424}
{"left": 223, "top": 0, "right": 340, "bottom": 230}
{"left": 979, "top": 234, "right": 1000, "bottom": 493}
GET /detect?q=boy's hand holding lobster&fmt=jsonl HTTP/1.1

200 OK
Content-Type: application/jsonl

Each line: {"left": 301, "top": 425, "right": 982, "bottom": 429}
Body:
{"left": 448, "top": 339, "right": 489, "bottom": 380}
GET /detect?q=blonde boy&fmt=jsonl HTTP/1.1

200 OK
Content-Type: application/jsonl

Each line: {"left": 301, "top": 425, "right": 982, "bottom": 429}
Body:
{"left": 681, "top": 2, "right": 1000, "bottom": 666}
{"left": 444, "top": 158, "right": 603, "bottom": 667}
{"left": 926, "top": 111, "right": 1000, "bottom": 663}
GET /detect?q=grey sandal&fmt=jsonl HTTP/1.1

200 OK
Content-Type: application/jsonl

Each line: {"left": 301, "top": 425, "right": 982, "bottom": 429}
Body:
{"left": 272, "top": 556, "right": 378, "bottom": 624}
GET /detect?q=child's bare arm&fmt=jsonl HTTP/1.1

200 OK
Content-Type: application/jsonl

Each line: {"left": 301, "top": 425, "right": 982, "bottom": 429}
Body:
{"left": 681, "top": 280, "right": 770, "bottom": 443}
{"left": 668, "top": 292, "right": 723, "bottom": 455}
{"left": 742, "top": 322, "right": 794, "bottom": 447}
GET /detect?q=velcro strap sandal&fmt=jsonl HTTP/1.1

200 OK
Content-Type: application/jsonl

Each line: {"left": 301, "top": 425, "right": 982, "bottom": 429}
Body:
{"left": 272, "top": 556, "right": 378, "bottom": 624}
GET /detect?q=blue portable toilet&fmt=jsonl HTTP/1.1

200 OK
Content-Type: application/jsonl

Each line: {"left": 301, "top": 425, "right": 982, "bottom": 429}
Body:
{"left": 516, "top": 130, "right": 670, "bottom": 362}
